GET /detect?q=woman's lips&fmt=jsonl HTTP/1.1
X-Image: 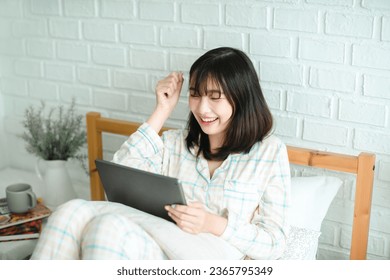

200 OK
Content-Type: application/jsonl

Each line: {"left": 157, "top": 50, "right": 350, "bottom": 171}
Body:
{"left": 200, "top": 117, "right": 218, "bottom": 124}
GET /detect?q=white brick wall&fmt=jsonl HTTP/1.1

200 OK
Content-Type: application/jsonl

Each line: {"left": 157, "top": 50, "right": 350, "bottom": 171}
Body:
{"left": 0, "top": 83, "right": 6, "bottom": 169}
{"left": 364, "top": 73, "right": 390, "bottom": 99}
{"left": 181, "top": 3, "right": 221, "bottom": 25}
{"left": 101, "top": 0, "right": 136, "bottom": 20}
{"left": 299, "top": 38, "right": 345, "bottom": 64}
{"left": 91, "top": 45, "right": 127, "bottom": 67}
{"left": 226, "top": 3, "right": 267, "bottom": 29}
{"left": 64, "top": 0, "right": 96, "bottom": 18}
{"left": 31, "top": 0, "right": 61, "bottom": 16}
{"left": 120, "top": 23, "right": 156, "bottom": 45}
{"left": 161, "top": 26, "right": 201, "bottom": 48}
{"left": 57, "top": 41, "right": 89, "bottom": 62}
{"left": 49, "top": 19, "right": 80, "bottom": 39}
{"left": 260, "top": 62, "right": 304, "bottom": 85}
{"left": 353, "top": 43, "right": 390, "bottom": 70}
{"left": 0, "top": 0, "right": 389, "bottom": 260}
{"left": 83, "top": 21, "right": 117, "bottom": 42}
{"left": 274, "top": 8, "right": 319, "bottom": 33}
{"left": 250, "top": 34, "right": 291, "bottom": 57}
{"left": 309, "top": 67, "right": 356, "bottom": 93}
{"left": 325, "top": 12, "right": 374, "bottom": 38}
{"left": 139, "top": 1, "right": 175, "bottom": 22}
{"left": 44, "top": 62, "right": 75, "bottom": 82}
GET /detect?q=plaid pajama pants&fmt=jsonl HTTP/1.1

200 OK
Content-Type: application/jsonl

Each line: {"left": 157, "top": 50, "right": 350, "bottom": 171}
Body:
{"left": 31, "top": 199, "right": 167, "bottom": 260}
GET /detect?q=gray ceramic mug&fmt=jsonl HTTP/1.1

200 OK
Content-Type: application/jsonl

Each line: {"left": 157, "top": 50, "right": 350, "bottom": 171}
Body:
{"left": 6, "top": 183, "right": 37, "bottom": 213}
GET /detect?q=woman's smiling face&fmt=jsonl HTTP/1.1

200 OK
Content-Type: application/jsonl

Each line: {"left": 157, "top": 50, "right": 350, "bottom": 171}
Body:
{"left": 188, "top": 78, "right": 233, "bottom": 148}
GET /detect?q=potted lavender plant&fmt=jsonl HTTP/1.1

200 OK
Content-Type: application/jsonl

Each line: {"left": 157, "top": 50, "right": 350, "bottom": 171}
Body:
{"left": 21, "top": 99, "right": 86, "bottom": 208}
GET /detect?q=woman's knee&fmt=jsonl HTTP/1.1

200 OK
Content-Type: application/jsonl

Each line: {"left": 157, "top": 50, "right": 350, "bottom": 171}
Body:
{"left": 81, "top": 213, "right": 165, "bottom": 259}
{"left": 86, "top": 213, "right": 135, "bottom": 232}
{"left": 49, "top": 199, "right": 96, "bottom": 223}
{"left": 56, "top": 198, "right": 88, "bottom": 211}
{"left": 82, "top": 213, "right": 150, "bottom": 245}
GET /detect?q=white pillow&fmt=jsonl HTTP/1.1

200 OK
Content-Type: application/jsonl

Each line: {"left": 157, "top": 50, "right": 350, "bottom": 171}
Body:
{"left": 290, "top": 176, "right": 342, "bottom": 232}
{"left": 281, "top": 225, "right": 321, "bottom": 260}
{"left": 282, "top": 176, "right": 342, "bottom": 260}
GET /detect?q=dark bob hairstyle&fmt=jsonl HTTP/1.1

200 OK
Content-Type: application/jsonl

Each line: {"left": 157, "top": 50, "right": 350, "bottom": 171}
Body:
{"left": 185, "top": 47, "right": 273, "bottom": 161}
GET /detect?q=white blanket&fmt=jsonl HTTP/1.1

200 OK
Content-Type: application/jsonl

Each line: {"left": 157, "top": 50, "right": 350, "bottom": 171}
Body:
{"left": 96, "top": 201, "right": 244, "bottom": 260}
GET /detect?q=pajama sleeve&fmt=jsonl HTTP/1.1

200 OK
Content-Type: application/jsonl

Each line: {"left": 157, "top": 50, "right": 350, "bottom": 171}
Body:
{"left": 112, "top": 123, "right": 167, "bottom": 175}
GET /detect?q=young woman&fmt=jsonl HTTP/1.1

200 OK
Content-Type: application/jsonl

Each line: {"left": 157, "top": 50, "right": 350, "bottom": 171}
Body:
{"left": 31, "top": 47, "right": 290, "bottom": 260}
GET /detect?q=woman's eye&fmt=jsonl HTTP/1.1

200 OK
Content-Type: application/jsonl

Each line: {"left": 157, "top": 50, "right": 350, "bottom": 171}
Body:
{"left": 189, "top": 91, "right": 200, "bottom": 97}
{"left": 209, "top": 92, "right": 222, "bottom": 100}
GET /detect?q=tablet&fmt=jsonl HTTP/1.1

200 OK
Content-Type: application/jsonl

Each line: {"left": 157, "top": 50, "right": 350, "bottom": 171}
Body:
{"left": 95, "top": 159, "right": 186, "bottom": 222}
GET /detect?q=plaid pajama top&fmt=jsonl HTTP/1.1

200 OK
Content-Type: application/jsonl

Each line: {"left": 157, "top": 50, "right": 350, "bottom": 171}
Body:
{"left": 112, "top": 123, "right": 291, "bottom": 259}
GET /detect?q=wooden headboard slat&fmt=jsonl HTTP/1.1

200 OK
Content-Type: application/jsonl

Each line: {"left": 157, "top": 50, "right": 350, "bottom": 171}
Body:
{"left": 287, "top": 146, "right": 358, "bottom": 174}
{"left": 96, "top": 117, "right": 143, "bottom": 136}
{"left": 96, "top": 116, "right": 170, "bottom": 136}
{"left": 86, "top": 112, "right": 104, "bottom": 201}
{"left": 86, "top": 111, "right": 375, "bottom": 260}
{"left": 350, "top": 153, "right": 375, "bottom": 260}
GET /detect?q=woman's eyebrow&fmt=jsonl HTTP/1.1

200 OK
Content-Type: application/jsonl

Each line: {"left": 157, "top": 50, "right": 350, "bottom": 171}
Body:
{"left": 189, "top": 87, "right": 221, "bottom": 93}
{"left": 206, "top": 89, "right": 222, "bottom": 93}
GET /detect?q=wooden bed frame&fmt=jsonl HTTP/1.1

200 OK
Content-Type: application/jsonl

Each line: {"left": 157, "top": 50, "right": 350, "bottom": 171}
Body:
{"left": 86, "top": 111, "right": 376, "bottom": 260}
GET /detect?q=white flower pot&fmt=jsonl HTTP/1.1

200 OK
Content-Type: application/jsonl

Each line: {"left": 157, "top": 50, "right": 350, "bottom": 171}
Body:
{"left": 35, "top": 159, "right": 77, "bottom": 209}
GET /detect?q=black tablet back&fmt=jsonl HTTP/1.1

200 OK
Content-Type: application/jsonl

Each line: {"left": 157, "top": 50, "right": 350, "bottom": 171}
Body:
{"left": 95, "top": 159, "right": 186, "bottom": 222}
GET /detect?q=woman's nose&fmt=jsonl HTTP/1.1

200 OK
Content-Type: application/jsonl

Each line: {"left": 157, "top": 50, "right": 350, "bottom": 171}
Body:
{"left": 197, "top": 96, "right": 211, "bottom": 113}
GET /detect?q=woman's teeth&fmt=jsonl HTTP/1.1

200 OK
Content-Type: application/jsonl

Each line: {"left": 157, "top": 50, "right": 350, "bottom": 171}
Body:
{"left": 201, "top": 117, "right": 217, "bottom": 123}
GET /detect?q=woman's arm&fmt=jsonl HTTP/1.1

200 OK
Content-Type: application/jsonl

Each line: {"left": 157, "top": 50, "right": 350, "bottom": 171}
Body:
{"left": 147, "top": 72, "right": 184, "bottom": 133}
{"left": 112, "top": 123, "right": 165, "bottom": 173}
{"left": 112, "top": 72, "right": 184, "bottom": 173}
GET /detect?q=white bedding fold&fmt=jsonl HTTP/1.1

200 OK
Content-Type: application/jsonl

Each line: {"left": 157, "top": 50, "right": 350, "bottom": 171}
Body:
{"left": 95, "top": 201, "right": 244, "bottom": 260}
